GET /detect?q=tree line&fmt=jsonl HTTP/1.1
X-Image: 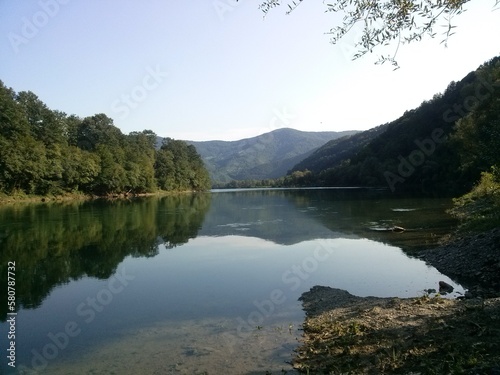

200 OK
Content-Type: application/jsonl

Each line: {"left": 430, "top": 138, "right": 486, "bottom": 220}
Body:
{"left": 0, "top": 81, "right": 211, "bottom": 197}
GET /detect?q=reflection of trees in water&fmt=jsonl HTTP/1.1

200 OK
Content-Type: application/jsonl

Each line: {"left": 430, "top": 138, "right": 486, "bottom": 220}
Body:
{"left": 203, "top": 189, "right": 456, "bottom": 249}
{"left": 0, "top": 194, "right": 211, "bottom": 321}
{"left": 202, "top": 189, "right": 399, "bottom": 244}
{"left": 285, "top": 189, "right": 458, "bottom": 251}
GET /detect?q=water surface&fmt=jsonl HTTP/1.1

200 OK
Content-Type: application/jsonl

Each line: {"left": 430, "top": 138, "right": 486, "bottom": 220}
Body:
{"left": 0, "top": 189, "right": 463, "bottom": 374}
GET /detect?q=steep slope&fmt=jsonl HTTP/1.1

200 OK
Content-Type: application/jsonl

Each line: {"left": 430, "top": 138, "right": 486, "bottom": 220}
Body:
{"left": 187, "top": 128, "right": 358, "bottom": 183}
{"left": 289, "top": 56, "right": 499, "bottom": 194}
{"left": 290, "top": 123, "right": 390, "bottom": 174}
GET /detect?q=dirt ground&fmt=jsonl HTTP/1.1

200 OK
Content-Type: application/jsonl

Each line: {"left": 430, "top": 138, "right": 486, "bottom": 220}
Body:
{"left": 293, "top": 286, "right": 500, "bottom": 374}
{"left": 293, "top": 228, "right": 500, "bottom": 374}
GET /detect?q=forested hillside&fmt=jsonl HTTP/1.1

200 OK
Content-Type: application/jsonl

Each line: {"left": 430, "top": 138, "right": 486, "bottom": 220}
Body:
{"left": 188, "top": 128, "right": 358, "bottom": 183}
{"left": 0, "top": 82, "right": 210, "bottom": 197}
{"left": 288, "top": 56, "right": 500, "bottom": 194}
{"left": 290, "top": 124, "right": 390, "bottom": 174}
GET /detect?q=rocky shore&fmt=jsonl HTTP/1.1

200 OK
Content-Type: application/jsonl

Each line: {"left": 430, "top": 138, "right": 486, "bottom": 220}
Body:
{"left": 293, "top": 228, "right": 500, "bottom": 374}
{"left": 419, "top": 227, "right": 500, "bottom": 299}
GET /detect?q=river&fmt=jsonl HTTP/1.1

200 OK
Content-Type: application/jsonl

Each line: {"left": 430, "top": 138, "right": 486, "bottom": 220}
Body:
{"left": 0, "top": 188, "right": 463, "bottom": 374}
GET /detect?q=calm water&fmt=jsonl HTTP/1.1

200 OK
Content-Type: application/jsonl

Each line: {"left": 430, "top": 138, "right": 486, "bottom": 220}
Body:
{"left": 0, "top": 189, "right": 463, "bottom": 374}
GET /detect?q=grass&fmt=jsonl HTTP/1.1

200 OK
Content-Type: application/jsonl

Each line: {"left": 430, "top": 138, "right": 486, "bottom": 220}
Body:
{"left": 448, "top": 169, "right": 500, "bottom": 232}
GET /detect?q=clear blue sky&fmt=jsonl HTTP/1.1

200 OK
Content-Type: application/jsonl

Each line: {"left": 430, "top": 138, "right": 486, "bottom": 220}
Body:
{"left": 1, "top": 1, "right": 499, "bottom": 141}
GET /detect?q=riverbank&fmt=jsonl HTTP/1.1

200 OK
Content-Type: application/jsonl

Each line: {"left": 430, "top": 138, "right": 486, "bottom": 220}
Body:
{"left": 0, "top": 191, "right": 90, "bottom": 205}
{"left": 419, "top": 227, "right": 500, "bottom": 299}
{"left": 293, "top": 228, "right": 500, "bottom": 374}
{"left": 0, "top": 190, "right": 205, "bottom": 205}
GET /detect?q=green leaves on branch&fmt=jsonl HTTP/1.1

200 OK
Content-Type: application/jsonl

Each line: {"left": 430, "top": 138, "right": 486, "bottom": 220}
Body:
{"left": 258, "top": 0, "right": 498, "bottom": 68}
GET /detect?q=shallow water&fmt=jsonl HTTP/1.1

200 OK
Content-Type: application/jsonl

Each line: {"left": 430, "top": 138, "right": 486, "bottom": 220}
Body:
{"left": 0, "top": 189, "right": 463, "bottom": 374}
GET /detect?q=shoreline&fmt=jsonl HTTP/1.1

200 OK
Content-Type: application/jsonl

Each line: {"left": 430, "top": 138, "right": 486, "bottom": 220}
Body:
{"left": 293, "top": 228, "right": 500, "bottom": 373}
{"left": 418, "top": 227, "right": 500, "bottom": 299}
{"left": 0, "top": 190, "right": 207, "bottom": 206}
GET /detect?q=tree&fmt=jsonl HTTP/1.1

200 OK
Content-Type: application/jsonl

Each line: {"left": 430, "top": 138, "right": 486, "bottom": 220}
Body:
{"left": 76, "top": 114, "right": 122, "bottom": 151}
{"left": 451, "top": 65, "right": 500, "bottom": 180}
{"left": 155, "top": 138, "right": 211, "bottom": 191}
{"left": 0, "top": 81, "right": 211, "bottom": 196}
{"left": 92, "top": 144, "right": 127, "bottom": 194}
{"left": 154, "top": 148, "right": 176, "bottom": 190}
{"left": 16, "top": 91, "right": 65, "bottom": 146}
{"left": 258, "top": 0, "right": 499, "bottom": 68}
{"left": 0, "top": 81, "right": 50, "bottom": 193}
{"left": 61, "top": 146, "right": 101, "bottom": 191}
{"left": 0, "top": 80, "right": 30, "bottom": 139}
{"left": 124, "top": 131, "right": 157, "bottom": 193}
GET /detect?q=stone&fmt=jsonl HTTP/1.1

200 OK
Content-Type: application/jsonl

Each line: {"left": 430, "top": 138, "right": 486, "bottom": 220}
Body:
{"left": 438, "top": 281, "right": 454, "bottom": 294}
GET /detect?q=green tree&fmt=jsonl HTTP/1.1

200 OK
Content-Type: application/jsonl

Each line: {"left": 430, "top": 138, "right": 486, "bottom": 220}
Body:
{"left": 76, "top": 114, "right": 123, "bottom": 151}
{"left": 16, "top": 91, "right": 65, "bottom": 146}
{"left": 124, "top": 130, "right": 157, "bottom": 193}
{"left": 92, "top": 144, "right": 127, "bottom": 194}
{"left": 451, "top": 75, "right": 500, "bottom": 180}
{"left": 155, "top": 148, "right": 176, "bottom": 190}
{"left": 1, "top": 81, "right": 210, "bottom": 197}
{"left": 0, "top": 81, "right": 52, "bottom": 194}
{"left": 61, "top": 146, "right": 101, "bottom": 191}
{"left": 0, "top": 81, "right": 30, "bottom": 138}
{"left": 156, "top": 138, "right": 211, "bottom": 191}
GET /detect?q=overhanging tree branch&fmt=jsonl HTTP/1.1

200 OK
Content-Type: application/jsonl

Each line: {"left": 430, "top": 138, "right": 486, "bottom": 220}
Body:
{"left": 257, "top": 0, "right": 498, "bottom": 68}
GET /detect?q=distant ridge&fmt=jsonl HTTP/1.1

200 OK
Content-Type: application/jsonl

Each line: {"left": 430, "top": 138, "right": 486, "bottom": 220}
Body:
{"left": 184, "top": 128, "right": 358, "bottom": 183}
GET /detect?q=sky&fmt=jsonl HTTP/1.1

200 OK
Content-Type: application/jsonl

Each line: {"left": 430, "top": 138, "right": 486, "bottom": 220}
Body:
{"left": 0, "top": 1, "right": 499, "bottom": 141}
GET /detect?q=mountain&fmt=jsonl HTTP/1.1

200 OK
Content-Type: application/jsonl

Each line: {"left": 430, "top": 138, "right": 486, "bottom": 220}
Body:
{"left": 185, "top": 128, "right": 358, "bottom": 183}
{"left": 290, "top": 123, "right": 390, "bottom": 174}
{"left": 287, "top": 56, "right": 500, "bottom": 194}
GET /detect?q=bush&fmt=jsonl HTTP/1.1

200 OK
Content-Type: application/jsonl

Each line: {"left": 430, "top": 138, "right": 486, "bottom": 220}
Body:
{"left": 450, "top": 168, "right": 500, "bottom": 231}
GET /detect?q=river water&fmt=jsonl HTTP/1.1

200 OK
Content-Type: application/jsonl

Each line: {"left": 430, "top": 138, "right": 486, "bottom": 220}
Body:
{"left": 0, "top": 188, "right": 463, "bottom": 374}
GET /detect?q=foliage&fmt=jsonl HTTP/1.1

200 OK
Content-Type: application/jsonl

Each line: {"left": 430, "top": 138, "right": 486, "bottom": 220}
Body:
{"left": 450, "top": 66, "right": 500, "bottom": 181}
{"left": 259, "top": 0, "right": 499, "bottom": 68}
{"left": 449, "top": 169, "right": 500, "bottom": 231}
{"left": 156, "top": 138, "right": 211, "bottom": 191}
{"left": 0, "top": 81, "right": 210, "bottom": 197}
{"left": 282, "top": 56, "right": 500, "bottom": 195}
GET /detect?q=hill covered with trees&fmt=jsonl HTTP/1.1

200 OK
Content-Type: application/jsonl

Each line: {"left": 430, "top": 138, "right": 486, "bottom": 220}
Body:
{"left": 285, "top": 56, "right": 499, "bottom": 195}
{"left": 0, "top": 82, "right": 210, "bottom": 198}
{"left": 188, "top": 128, "right": 358, "bottom": 184}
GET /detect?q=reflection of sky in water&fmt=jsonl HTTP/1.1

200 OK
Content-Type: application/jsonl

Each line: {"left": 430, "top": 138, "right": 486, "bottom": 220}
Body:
{"left": 6, "top": 234, "right": 463, "bottom": 374}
